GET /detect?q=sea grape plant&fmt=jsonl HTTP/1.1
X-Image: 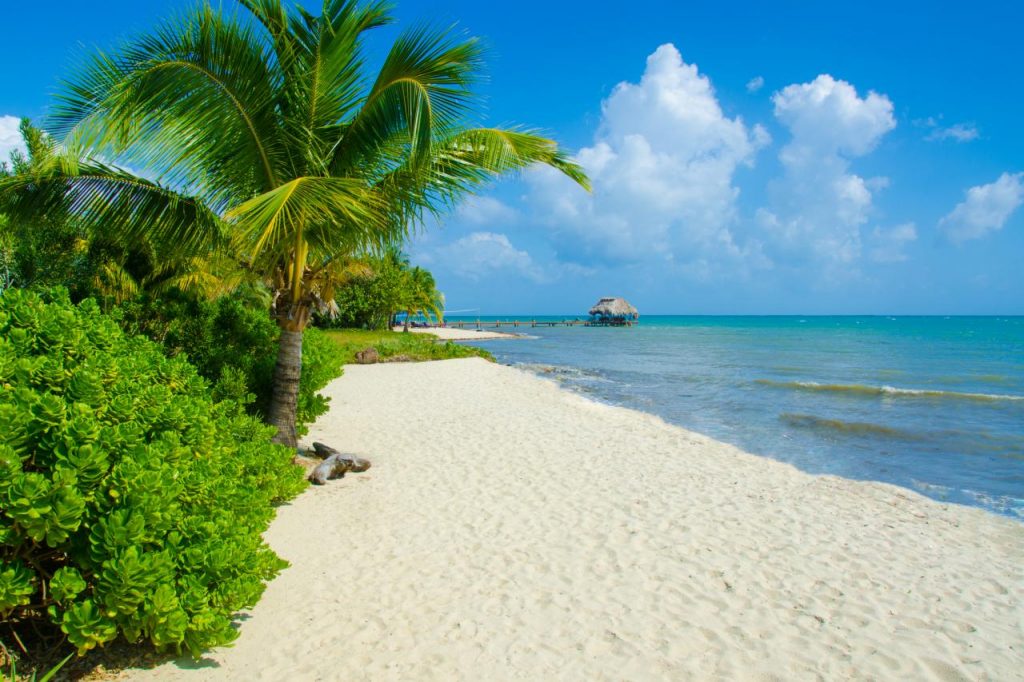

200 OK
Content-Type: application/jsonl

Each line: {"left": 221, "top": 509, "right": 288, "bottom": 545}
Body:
{"left": 114, "top": 291, "right": 346, "bottom": 438}
{"left": 0, "top": 288, "right": 306, "bottom": 656}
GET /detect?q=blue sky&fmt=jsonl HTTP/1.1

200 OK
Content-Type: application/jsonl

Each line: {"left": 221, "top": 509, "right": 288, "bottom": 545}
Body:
{"left": 2, "top": 0, "right": 1022, "bottom": 314}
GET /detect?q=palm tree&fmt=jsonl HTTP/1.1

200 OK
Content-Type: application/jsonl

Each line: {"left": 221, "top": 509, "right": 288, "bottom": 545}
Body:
{"left": 0, "top": 0, "right": 589, "bottom": 448}
{"left": 2, "top": 121, "right": 260, "bottom": 308}
{"left": 401, "top": 266, "right": 444, "bottom": 330}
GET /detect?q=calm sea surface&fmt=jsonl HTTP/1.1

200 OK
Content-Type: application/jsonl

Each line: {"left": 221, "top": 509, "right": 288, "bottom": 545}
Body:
{"left": 448, "top": 316, "right": 1024, "bottom": 519}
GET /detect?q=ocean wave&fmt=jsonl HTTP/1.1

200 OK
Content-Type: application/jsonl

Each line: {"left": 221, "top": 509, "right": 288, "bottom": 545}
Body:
{"left": 518, "top": 363, "right": 612, "bottom": 383}
{"left": 976, "top": 374, "right": 1016, "bottom": 385}
{"left": 756, "top": 379, "right": 1024, "bottom": 403}
{"left": 909, "top": 479, "right": 953, "bottom": 496}
{"left": 962, "top": 490, "right": 1024, "bottom": 518}
{"left": 780, "top": 413, "right": 920, "bottom": 439}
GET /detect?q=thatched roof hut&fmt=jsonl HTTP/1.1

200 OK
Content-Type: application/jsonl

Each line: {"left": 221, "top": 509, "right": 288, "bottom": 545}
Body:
{"left": 588, "top": 297, "right": 639, "bottom": 321}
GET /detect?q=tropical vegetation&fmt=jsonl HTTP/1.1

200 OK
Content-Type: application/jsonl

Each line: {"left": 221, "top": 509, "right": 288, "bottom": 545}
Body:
{"left": 115, "top": 292, "right": 346, "bottom": 438}
{"left": 325, "top": 328, "right": 493, "bottom": 364}
{"left": 1, "top": 122, "right": 347, "bottom": 438}
{"left": 0, "top": 0, "right": 588, "bottom": 671}
{"left": 320, "top": 248, "right": 443, "bottom": 330}
{"left": 0, "top": 289, "right": 305, "bottom": 660}
{"left": 0, "top": 0, "right": 588, "bottom": 449}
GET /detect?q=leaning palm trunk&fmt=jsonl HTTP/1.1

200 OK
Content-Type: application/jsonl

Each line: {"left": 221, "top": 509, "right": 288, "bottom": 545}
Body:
{"left": 267, "top": 286, "right": 315, "bottom": 447}
{"left": 269, "top": 328, "right": 303, "bottom": 446}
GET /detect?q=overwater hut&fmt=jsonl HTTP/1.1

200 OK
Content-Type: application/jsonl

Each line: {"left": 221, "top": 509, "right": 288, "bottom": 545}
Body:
{"left": 588, "top": 297, "right": 639, "bottom": 326}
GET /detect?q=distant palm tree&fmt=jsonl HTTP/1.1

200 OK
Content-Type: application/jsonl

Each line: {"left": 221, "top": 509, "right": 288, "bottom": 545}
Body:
{"left": 0, "top": 0, "right": 588, "bottom": 447}
{"left": 401, "top": 266, "right": 444, "bottom": 330}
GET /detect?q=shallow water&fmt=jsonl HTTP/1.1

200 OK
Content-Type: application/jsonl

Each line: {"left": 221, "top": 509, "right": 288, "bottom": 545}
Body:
{"left": 451, "top": 316, "right": 1024, "bottom": 519}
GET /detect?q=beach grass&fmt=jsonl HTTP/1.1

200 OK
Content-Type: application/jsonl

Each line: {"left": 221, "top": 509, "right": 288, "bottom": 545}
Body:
{"left": 324, "top": 329, "right": 495, "bottom": 364}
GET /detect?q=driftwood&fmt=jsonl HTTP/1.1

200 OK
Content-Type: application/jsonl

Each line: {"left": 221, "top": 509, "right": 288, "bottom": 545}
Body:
{"left": 308, "top": 442, "right": 371, "bottom": 485}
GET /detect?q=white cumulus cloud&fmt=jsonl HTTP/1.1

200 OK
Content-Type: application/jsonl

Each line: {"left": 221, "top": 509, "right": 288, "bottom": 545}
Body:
{"left": 455, "top": 196, "right": 519, "bottom": 226}
{"left": 869, "top": 222, "right": 917, "bottom": 263}
{"left": 772, "top": 75, "right": 895, "bottom": 156}
{"left": 0, "top": 115, "right": 27, "bottom": 166}
{"left": 746, "top": 76, "right": 765, "bottom": 93}
{"left": 424, "top": 232, "right": 546, "bottom": 282}
{"left": 527, "top": 43, "right": 770, "bottom": 273}
{"left": 939, "top": 172, "right": 1024, "bottom": 243}
{"left": 918, "top": 117, "right": 979, "bottom": 143}
{"left": 759, "top": 75, "right": 896, "bottom": 266}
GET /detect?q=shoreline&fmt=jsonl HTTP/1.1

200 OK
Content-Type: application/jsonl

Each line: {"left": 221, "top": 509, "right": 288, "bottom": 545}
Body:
{"left": 391, "top": 325, "right": 522, "bottom": 341}
{"left": 122, "top": 358, "right": 1024, "bottom": 681}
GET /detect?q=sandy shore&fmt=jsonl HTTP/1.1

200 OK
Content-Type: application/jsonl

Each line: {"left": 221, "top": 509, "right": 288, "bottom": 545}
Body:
{"left": 125, "top": 359, "right": 1024, "bottom": 681}
{"left": 391, "top": 325, "right": 520, "bottom": 340}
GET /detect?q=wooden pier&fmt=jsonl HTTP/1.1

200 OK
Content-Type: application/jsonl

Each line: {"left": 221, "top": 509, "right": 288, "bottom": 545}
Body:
{"left": 438, "top": 319, "right": 635, "bottom": 329}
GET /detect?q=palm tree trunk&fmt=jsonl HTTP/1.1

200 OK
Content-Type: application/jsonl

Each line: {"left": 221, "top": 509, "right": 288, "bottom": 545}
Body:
{"left": 268, "top": 328, "right": 303, "bottom": 449}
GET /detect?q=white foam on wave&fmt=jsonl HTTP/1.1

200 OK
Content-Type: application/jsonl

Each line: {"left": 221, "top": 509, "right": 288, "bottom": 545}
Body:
{"left": 781, "top": 380, "right": 1024, "bottom": 402}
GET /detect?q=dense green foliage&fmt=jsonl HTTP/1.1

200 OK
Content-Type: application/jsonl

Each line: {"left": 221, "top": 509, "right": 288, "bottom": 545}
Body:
{"left": 0, "top": 0, "right": 587, "bottom": 447}
{"left": 0, "top": 119, "right": 227, "bottom": 306}
{"left": 0, "top": 120, "right": 92, "bottom": 297}
{"left": 0, "top": 289, "right": 306, "bottom": 657}
{"left": 324, "top": 256, "right": 409, "bottom": 330}
{"left": 115, "top": 293, "right": 346, "bottom": 437}
{"left": 1, "top": 121, "right": 345, "bottom": 440}
{"left": 324, "top": 329, "right": 493, "bottom": 363}
{"left": 321, "top": 251, "right": 444, "bottom": 330}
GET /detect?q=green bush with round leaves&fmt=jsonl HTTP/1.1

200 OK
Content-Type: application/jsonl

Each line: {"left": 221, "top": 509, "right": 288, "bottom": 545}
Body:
{"left": 0, "top": 288, "right": 307, "bottom": 658}
{"left": 114, "top": 292, "right": 345, "bottom": 438}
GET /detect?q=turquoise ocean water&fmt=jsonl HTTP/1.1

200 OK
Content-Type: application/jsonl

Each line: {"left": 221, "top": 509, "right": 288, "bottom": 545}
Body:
{"left": 448, "top": 316, "right": 1024, "bottom": 519}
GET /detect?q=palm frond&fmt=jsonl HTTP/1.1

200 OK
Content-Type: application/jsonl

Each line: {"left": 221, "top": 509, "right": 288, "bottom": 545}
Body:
{"left": 237, "top": 0, "right": 296, "bottom": 63}
{"left": 226, "top": 176, "right": 390, "bottom": 267}
{"left": 374, "top": 127, "right": 589, "bottom": 230}
{"left": 0, "top": 155, "right": 225, "bottom": 258}
{"left": 51, "top": 4, "right": 286, "bottom": 207}
{"left": 93, "top": 261, "right": 141, "bottom": 303}
{"left": 331, "top": 23, "right": 484, "bottom": 175}
{"left": 436, "top": 127, "right": 590, "bottom": 191}
{"left": 280, "top": 0, "right": 393, "bottom": 173}
{"left": 149, "top": 262, "right": 229, "bottom": 299}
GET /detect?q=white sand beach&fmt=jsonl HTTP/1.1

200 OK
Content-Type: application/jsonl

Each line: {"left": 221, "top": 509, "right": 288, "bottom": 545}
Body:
{"left": 125, "top": 359, "right": 1024, "bottom": 681}
{"left": 391, "top": 325, "right": 519, "bottom": 340}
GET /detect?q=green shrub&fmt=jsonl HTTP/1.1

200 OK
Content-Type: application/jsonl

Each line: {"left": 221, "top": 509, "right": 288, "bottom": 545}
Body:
{"left": 294, "top": 328, "right": 347, "bottom": 433}
{"left": 322, "top": 329, "right": 495, "bottom": 363}
{"left": 0, "top": 288, "right": 306, "bottom": 658}
{"left": 318, "top": 256, "right": 406, "bottom": 331}
{"left": 115, "top": 292, "right": 345, "bottom": 437}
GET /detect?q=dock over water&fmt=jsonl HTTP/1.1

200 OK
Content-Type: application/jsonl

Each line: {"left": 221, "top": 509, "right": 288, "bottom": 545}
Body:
{"left": 441, "top": 319, "right": 635, "bottom": 328}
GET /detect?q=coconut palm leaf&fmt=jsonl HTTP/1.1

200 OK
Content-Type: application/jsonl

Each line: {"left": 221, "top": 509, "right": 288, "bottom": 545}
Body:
{"left": 374, "top": 127, "right": 590, "bottom": 226}
{"left": 286, "top": 1, "right": 392, "bottom": 163}
{"left": 434, "top": 127, "right": 591, "bottom": 191}
{"left": 226, "top": 176, "right": 388, "bottom": 264}
{"left": 51, "top": 5, "right": 286, "bottom": 209}
{"left": 94, "top": 260, "right": 141, "bottom": 303}
{"left": 331, "top": 24, "right": 484, "bottom": 175}
{"left": 0, "top": 156, "right": 225, "bottom": 257}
